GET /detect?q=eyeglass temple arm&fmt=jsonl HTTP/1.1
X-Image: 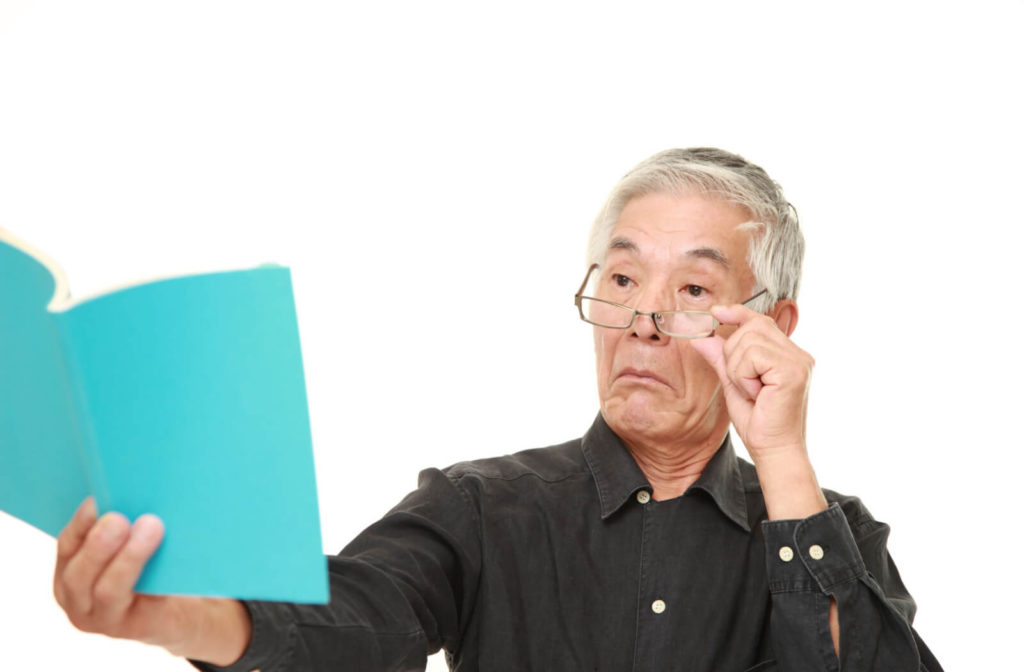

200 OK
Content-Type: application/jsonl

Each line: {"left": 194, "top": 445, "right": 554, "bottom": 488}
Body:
{"left": 742, "top": 288, "right": 769, "bottom": 306}
{"left": 575, "top": 263, "right": 599, "bottom": 298}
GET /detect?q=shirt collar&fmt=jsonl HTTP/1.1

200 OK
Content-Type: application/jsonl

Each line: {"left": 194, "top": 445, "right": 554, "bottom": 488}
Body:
{"left": 580, "top": 413, "right": 751, "bottom": 532}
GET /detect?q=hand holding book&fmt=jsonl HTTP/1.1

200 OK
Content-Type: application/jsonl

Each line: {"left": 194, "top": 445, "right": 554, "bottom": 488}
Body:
{"left": 53, "top": 498, "right": 252, "bottom": 667}
{"left": 0, "top": 228, "right": 327, "bottom": 604}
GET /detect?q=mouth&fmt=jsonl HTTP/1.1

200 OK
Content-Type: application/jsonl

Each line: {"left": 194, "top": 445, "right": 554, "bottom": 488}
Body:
{"left": 615, "top": 367, "right": 672, "bottom": 389}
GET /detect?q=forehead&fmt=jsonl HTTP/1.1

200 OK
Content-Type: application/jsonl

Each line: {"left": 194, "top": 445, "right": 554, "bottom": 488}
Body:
{"left": 608, "top": 192, "right": 756, "bottom": 273}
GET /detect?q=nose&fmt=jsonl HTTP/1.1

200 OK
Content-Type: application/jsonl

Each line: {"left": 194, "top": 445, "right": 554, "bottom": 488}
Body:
{"left": 629, "top": 290, "right": 672, "bottom": 344}
{"left": 630, "top": 310, "right": 667, "bottom": 342}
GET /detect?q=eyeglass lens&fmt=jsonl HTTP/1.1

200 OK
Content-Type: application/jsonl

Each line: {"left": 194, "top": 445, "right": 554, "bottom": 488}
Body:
{"left": 579, "top": 298, "right": 715, "bottom": 337}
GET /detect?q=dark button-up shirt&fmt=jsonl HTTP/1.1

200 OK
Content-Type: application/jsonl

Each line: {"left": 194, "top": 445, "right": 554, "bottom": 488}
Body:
{"left": 193, "top": 414, "right": 942, "bottom": 671}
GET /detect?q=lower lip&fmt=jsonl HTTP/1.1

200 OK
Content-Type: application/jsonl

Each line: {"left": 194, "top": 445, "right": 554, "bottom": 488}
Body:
{"left": 618, "top": 373, "right": 669, "bottom": 387}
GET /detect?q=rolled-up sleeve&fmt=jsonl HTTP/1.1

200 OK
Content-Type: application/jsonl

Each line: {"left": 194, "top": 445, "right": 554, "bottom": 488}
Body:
{"left": 762, "top": 501, "right": 942, "bottom": 672}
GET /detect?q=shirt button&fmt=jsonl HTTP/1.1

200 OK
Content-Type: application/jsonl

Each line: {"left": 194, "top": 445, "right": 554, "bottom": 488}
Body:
{"left": 636, "top": 491, "right": 651, "bottom": 504}
{"left": 651, "top": 599, "right": 666, "bottom": 614}
{"left": 808, "top": 544, "right": 825, "bottom": 560}
{"left": 778, "top": 546, "right": 794, "bottom": 562}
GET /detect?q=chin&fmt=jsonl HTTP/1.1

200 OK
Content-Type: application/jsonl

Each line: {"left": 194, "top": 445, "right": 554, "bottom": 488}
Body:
{"left": 603, "top": 395, "right": 672, "bottom": 440}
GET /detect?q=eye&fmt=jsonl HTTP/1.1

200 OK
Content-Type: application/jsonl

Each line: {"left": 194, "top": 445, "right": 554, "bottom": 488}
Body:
{"left": 683, "top": 284, "right": 707, "bottom": 298}
{"left": 612, "top": 273, "right": 634, "bottom": 288}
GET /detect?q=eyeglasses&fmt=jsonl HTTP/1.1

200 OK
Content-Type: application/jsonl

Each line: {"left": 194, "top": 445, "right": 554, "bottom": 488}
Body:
{"left": 574, "top": 263, "right": 768, "bottom": 338}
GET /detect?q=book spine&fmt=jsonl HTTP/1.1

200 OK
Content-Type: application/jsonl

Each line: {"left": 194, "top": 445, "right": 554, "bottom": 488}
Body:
{"left": 50, "top": 311, "right": 112, "bottom": 514}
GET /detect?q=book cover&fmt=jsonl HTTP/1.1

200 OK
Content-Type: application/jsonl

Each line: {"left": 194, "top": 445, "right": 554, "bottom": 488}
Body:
{"left": 0, "top": 228, "right": 328, "bottom": 603}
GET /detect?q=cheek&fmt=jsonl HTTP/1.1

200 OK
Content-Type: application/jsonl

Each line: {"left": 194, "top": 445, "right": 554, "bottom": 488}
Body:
{"left": 593, "top": 329, "right": 617, "bottom": 381}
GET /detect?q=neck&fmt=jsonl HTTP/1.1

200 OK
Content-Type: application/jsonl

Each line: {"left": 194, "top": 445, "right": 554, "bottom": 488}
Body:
{"left": 622, "top": 428, "right": 729, "bottom": 501}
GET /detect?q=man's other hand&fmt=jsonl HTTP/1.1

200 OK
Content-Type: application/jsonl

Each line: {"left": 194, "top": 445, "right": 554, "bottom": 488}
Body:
{"left": 53, "top": 497, "right": 252, "bottom": 667}
{"left": 690, "top": 302, "right": 811, "bottom": 461}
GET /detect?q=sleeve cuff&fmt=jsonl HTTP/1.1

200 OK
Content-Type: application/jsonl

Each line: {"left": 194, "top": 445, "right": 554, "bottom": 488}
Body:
{"left": 761, "top": 502, "right": 867, "bottom": 594}
{"left": 188, "top": 601, "right": 293, "bottom": 672}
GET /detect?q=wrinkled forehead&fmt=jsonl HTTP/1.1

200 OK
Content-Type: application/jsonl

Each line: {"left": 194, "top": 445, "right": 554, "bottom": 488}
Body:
{"left": 605, "top": 234, "right": 733, "bottom": 270}
{"left": 601, "top": 193, "right": 761, "bottom": 278}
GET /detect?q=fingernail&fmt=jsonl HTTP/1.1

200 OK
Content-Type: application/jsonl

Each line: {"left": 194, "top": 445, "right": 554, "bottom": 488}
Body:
{"left": 76, "top": 497, "right": 97, "bottom": 522}
{"left": 96, "top": 514, "right": 127, "bottom": 543}
{"left": 133, "top": 515, "right": 163, "bottom": 545}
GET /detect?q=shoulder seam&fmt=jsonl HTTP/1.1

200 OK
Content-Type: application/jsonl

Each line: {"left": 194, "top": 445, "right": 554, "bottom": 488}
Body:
{"left": 449, "top": 469, "right": 589, "bottom": 485}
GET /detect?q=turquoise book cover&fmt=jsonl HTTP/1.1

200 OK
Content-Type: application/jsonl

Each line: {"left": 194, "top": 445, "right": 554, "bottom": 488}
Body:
{"left": 0, "top": 228, "right": 328, "bottom": 604}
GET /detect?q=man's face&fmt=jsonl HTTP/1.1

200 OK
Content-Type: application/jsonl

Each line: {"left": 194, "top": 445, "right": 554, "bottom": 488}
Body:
{"left": 594, "top": 191, "right": 758, "bottom": 448}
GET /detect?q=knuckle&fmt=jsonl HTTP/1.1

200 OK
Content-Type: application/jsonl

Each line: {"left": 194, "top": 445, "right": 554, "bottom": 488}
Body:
{"left": 61, "top": 593, "right": 90, "bottom": 623}
{"left": 53, "top": 576, "right": 67, "bottom": 607}
{"left": 67, "top": 610, "right": 98, "bottom": 634}
{"left": 92, "top": 583, "right": 120, "bottom": 611}
{"left": 54, "top": 572, "right": 79, "bottom": 607}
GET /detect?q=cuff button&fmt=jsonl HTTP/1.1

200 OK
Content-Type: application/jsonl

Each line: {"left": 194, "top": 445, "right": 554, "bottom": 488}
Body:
{"left": 808, "top": 544, "right": 824, "bottom": 560}
{"left": 778, "top": 546, "right": 794, "bottom": 562}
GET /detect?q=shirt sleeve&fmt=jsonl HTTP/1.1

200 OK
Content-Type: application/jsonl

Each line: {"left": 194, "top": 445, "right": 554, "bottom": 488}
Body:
{"left": 761, "top": 501, "right": 943, "bottom": 672}
{"left": 188, "top": 467, "right": 481, "bottom": 672}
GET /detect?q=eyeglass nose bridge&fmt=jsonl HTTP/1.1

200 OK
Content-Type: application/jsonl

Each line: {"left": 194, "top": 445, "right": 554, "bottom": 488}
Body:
{"left": 627, "top": 308, "right": 663, "bottom": 333}
{"left": 626, "top": 308, "right": 722, "bottom": 337}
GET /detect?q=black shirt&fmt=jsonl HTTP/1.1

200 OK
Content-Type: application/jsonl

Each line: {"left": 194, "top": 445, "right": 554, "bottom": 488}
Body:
{"left": 194, "top": 414, "right": 942, "bottom": 671}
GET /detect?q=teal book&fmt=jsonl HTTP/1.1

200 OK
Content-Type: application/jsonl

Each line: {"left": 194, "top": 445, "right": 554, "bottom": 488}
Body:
{"left": 0, "top": 228, "right": 327, "bottom": 603}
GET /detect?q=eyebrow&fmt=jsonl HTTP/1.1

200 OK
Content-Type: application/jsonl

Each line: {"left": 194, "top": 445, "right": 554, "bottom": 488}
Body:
{"left": 687, "top": 247, "right": 730, "bottom": 268}
{"left": 607, "top": 237, "right": 731, "bottom": 268}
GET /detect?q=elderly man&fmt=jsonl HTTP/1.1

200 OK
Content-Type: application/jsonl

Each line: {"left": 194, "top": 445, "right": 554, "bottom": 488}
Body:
{"left": 53, "top": 148, "right": 942, "bottom": 671}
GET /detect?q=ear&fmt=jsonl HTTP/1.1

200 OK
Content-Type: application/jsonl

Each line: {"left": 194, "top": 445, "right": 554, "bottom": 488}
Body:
{"left": 769, "top": 299, "right": 799, "bottom": 337}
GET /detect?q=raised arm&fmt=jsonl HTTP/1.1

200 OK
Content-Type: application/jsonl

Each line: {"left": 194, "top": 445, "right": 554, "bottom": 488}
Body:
{"left": 692, "top": 302, "right": 942, "bottom": 670}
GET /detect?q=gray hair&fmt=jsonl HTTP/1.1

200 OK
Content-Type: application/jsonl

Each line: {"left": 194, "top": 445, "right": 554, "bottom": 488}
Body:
{"left": 586, "top": 147, "right": 804, "bottom": 313}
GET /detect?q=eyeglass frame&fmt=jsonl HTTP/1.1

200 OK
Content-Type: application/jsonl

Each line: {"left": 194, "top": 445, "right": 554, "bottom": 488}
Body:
{"left": 573, "top": 263, "right": 769, "bottom": 339}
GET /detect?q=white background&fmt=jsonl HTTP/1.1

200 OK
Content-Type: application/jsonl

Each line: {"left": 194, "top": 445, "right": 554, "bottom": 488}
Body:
{"left": 1, "top": 1, "right": 1021, "bottom": 670}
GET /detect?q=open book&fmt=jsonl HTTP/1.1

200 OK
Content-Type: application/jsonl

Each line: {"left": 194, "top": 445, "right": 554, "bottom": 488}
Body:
{"left": 0, "top": 229, "right": 327, "bottom": 603}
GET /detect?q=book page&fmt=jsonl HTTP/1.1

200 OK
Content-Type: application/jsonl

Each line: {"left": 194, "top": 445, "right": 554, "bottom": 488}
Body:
{"left": 55, "top": 265, "right": 326, "bottom": 602}
{"left": 0, "top": 233, "right": 90, "bottom": 536}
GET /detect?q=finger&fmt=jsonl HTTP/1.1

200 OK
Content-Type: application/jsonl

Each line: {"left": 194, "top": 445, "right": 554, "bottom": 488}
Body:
{"left": 724, "top": 340, "right": 769, "bottom": 400}
{"left": 690, "top": 334, "right": 759, "bottom": 402}
{"left": 709, "top": 302, "right": 764, "bottom": 329}
{"left": 56, "top": 497, "right": 98, "bottom": 570}
{"left": 722, "top": 327, "right": 775, "bottom": 378}
{"left": 54, "top": 498, "right": 99, "bottom": 605}
{"left": 723, "top": 323, "right": 814, "bottom": 392}
{"left": 91, "top": 515, "right": 165, "bottom": 629}
{"left": 59, "top": 512, "right": 131, "bottom": 616}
